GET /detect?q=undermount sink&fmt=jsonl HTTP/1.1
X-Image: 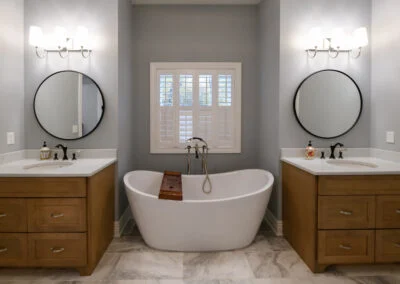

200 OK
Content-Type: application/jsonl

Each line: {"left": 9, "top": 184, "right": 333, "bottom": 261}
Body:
{"left": 23, "top": 161, "right": 73, "bottom": 170}
{"left": 326, "top": 159, "right": 378, "bottom": 168}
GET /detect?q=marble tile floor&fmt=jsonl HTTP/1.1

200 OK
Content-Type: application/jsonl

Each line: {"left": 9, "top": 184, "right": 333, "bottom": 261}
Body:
{"left": 1, "top": 220, "right": 400, "bottom": 284}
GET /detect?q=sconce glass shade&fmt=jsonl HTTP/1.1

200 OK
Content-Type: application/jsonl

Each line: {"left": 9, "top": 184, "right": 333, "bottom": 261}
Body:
{"left": 75, "top": 26, "right": 89, "bottom": 48}
{"left": 353, "top": 27, "right": 368, "bottom": 47}
{"left": 54, "top": 26, "right": 68, "bottom": 47}
{"left": 331, "top": 28, "right": 345, "bottom": 48}
{"left": 29, "top": 26, "right": 44, "bottom": 47}
{"left": 306, "top": 27, "right": 322, "bottom": 49}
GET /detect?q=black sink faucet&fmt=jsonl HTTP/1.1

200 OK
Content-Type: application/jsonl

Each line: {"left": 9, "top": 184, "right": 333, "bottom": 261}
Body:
{"left": 55, "top": 144, "right": 68, "bottom": 160}
{"left": 329, "top": 142, "right": 344, "bottom": 159}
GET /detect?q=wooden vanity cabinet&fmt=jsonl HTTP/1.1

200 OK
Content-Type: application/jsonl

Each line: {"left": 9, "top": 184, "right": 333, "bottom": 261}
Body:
{"left": 282, "top": 162, "right": 400, "bottom": 272}
{"left": 0, "top": 164, "right": 115, "bottom": 276}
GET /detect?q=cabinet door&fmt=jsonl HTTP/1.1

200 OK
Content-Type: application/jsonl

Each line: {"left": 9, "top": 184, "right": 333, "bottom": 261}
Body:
{"left": 28, "top": 198, "right": 86, "bottom": 232}
{"left": 376, "top": 230, "right": 400, "bottom": 263}
{"left": 28, "top": 233, "right": 87, "bottom": 267}
{"left": 376, "top": 196, "right": 400, "bottom": 229}
{"left": 0, "top": 199, "right": 27, "bottom": 232}
{"left": 318, "top": 196, "right": 375, "bottom": 229}
{"left": 0, "top": 233, "right": 28, "bottom": 266}
{"left": 318, "top": 230, "right": 375, "bottom": 264}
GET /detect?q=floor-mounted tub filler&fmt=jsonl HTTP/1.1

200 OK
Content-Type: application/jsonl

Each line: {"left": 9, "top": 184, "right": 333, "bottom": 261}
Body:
{"left": 124, "top": 169, "right": 274, "bottom": 251}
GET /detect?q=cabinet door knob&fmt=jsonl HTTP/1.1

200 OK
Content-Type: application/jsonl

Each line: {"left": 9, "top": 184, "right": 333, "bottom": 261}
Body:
{"left": 0, "top": 213, "right": 6, "bottom": 218}
{"left": 339, "top": 210, "right": 353, "bottom": 216}
{"left": 396, "top": 209, "right": 400, "bottom": 214}
{"left": 0, "top": 247, "right": 8, "bottom": 253}
{"left": 51, "top": 247, "right": 65, "bottom": 253}
{"left": 50, "top": 213, "right": 64, "bottom": 218}
{"left": 339, "top": 244, "right": 352, "bottom": 250}
{"left": 395, "top": 243, "right": 400, "bottom": 248}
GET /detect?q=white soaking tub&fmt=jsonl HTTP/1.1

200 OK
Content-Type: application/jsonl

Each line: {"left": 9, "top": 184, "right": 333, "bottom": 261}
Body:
{"left": 124, "top": 169, "right": 274, "bottom": 251}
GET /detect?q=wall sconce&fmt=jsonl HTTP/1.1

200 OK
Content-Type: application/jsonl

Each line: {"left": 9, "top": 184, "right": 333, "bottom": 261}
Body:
{"left": 29, "top": 26, "right": 92, "bottom": 59}
{"left": 305, "top": 27, "right": 368, "bottom": 59}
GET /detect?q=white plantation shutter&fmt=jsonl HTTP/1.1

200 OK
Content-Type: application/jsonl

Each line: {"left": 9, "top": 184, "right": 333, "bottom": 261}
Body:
{"left": 150, "top": 63, "right": 241, "bottom": 153}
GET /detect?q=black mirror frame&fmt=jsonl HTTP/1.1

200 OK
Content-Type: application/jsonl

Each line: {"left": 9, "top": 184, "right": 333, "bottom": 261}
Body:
{"left": 293, "top": 69, "right": 363, "bottom": 139}
{"left": 33, "top": 70, "right": 105, "bottom": 141}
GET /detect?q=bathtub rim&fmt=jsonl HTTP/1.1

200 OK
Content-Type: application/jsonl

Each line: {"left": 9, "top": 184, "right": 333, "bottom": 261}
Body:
{"left": 124, "top": 169, "right": 274, "bottom": 203}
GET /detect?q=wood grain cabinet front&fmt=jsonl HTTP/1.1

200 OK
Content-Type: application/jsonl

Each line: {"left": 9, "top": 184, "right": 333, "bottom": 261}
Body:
{"left": 318, "top": 196, "right": 375, "bottom": 229}
{"left": 0, "top": 163, "right": 115, "bottom": 276}
{"left": 0, "top": 199, "right": 27, "bottom": 232}
{"left": 376, "top": 196, "right": 400, "bottom": 229}
{"left": 283, "top": 162, "right": 400, "bottom": 273}
{"left": 0, "top": 233, "right": 28, "bottom": 266}
{"left": 28, "top": 233, "right": 87, "bottom": 267}
{"left": 375, "top": 230, "right": 400, "bottom": 263}
{"left": 27, "top": 198, "right": 86, "bottom": 232}
{"left": 318, "top": 230, "right": 375, "bottom": 264}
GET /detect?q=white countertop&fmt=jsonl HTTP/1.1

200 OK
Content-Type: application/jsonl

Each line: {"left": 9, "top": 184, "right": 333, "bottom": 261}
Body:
{"left": 281, "top": 156, "right": 400, "bottom": 175}
{"left": 0, "top": 158, "right": 116, "bottom": 177}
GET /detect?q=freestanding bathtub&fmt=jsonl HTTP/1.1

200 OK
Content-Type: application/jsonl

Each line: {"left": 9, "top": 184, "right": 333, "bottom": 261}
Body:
{"left": 124, "top": 169, "right": 274, "bottom": 251}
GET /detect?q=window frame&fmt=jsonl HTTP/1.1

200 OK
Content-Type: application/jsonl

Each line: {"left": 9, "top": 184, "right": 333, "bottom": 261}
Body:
{"left": 150, "top": 62, "right": 242, "bottom": 154}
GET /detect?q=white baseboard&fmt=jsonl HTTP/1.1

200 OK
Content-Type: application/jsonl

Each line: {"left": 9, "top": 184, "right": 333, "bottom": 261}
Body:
{"left": 114, "top": 206, "right": 133, "bottom": 238}
{"left": 264, "top": 209, "right": 283, "bottom": 236}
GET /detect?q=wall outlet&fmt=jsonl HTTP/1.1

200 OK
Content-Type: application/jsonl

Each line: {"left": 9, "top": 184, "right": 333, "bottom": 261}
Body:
{"left": 6, "top": 132, "right": 15, "bottom": 145}
{"left": 386, "top": 131, "right": 395, "bottom": 144}
{"left": 72, "top": 125, "right": 78, "bottom": 134}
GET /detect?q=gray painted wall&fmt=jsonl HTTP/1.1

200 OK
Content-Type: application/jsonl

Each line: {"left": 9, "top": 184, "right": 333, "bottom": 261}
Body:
{"left": 279, "top": 0, "right": 371, "bottom": 150}
{"left": 117, "top": 0, "right": 135, "bottom": 218}
{"left": 258, "top": 0, "right": 281, "bottom": 222}
{"left": 24, "top": 0, "right": 119, "bottom": 150}
{"left": 257, "top": 0, "right": 372, "bottom": 220}
{"left": 24, "top": 0, "right": 123, "bottom": 220}
{"left": 0, "top": 0, "right": 25, "bottom": 154}
{"left": 131, "top": 5, "right": 259, "bottom": 173}
{"left": 371, "top": 0, "right": 400, "bottom": 151}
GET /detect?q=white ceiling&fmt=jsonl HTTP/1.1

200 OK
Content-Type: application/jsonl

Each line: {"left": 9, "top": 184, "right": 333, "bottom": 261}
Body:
{"left": 132, "top": 0, "right": 261, "bottom": 5}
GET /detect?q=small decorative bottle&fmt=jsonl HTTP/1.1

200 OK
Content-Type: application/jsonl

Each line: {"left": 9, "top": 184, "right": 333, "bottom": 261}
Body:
{"left": 40, "top": 141, "right": 51, "bottom": 160}
{"left": 305, "top": 140, "right": 316, "bottom": 160}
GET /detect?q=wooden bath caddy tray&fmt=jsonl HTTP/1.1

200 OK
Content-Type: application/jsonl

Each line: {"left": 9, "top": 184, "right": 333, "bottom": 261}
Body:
{"left": 159, "top": 171, "right": 183, "bottom": 201}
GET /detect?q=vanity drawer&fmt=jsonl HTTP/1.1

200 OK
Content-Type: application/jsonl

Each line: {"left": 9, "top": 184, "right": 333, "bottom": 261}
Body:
{"left": 318, "top": 176, "right": 400, "bottom": 196}
{"left": 27, "top": 199, "right": 87, "bottom": 232}
{"left": 376, "top": 196, "right": 400, "bottom": 229}
{"left": 376, "top": 230, "right": 400, "bottom": 263}
{"left": 0, "top": 199, "right": 27, "bottom": 232}
{"left": 28, "top": 233, "right": 87, "bottom": 267}
{"left": 318, "top": 230, "right": 374, "bottom": 264}
{"left": 0, "top": 178, "right": 86, "bottom": 198}
{"left": 0, "top": 233, "right": 28, "bottom": 266}
{"left": 318, "top": 196, "right": 375, "bottom": 229}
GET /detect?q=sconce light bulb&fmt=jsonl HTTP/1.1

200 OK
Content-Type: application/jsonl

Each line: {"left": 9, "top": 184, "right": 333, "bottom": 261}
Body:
{"left": 29, "top": 26, "right": 44, "bottom": 47}
{"left": 352, "top": 27, "right": 368, "bottom": 48}
{"left": 307, "top": 27, "right": 322, "bottom": 49}
{"left": 76, "top": 26, "right": 89, "bottom": 48}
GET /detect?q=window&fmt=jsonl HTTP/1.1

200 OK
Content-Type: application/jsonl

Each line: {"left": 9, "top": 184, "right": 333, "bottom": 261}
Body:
{"left": 150, "top": 62, "right": 241, "bottom": 153}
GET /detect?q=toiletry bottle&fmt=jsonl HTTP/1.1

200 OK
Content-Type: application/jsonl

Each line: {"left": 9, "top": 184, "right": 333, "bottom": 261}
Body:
{"left": 40, "top": 141, "right": 51, "bottom": 160}
{"left": 305, "top": 140, "right": 316, "bottom": 160}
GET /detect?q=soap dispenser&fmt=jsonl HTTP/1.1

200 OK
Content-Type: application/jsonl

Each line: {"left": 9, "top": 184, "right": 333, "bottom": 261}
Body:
{"left": 40, "top": 141, "right": 51, "bottom": 160}
{"left": 305, "top": 140, "right": 316, "bottom": 160}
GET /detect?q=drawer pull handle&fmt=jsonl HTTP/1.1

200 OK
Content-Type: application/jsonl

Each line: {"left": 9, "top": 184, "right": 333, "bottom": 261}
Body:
{"left": 339, "top": 244, "right": 352, "bottom": 250}
{"left": 51, "top": 213, "right": 64, "bottom": 218}
{"left": 396, "top": 209, "right": 400, "bottom": 214}
{"left": 51, "top": 247, "right": 65, "bottom": 253}
{"left": 0, "top": 247, "right": 8, "bottom": 253}
{"left": 395, "top": 243, "right": 400, "bottom": 248}
{"left": 339, "top": 210, "right": 353, "bottom": 216}
{"left": 0, "top": 213, "right": 6, "bottom": 218}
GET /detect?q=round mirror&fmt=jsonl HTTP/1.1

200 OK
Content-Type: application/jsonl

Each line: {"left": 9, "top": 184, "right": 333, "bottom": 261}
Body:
{"left": 294, "top": 70, "right": 362, "bottom": 139}
{"left": 34, "top": 71, "right": 105, "bottom": 140}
